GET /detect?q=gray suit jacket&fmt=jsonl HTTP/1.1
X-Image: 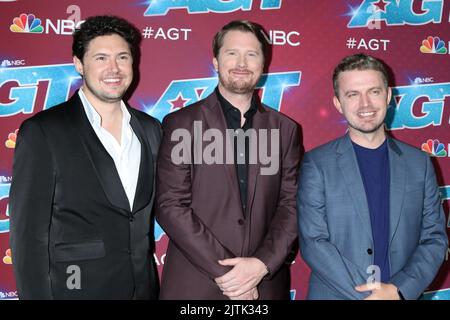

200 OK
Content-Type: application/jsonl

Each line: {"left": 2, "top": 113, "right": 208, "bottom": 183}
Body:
{"left": 297, "top": 134, "right": 448, "bottom": 300}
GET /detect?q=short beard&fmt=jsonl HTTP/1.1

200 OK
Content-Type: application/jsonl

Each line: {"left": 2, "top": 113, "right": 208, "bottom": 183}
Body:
{"left": 85, "top": 81, "right": 124, "bottom": 103}
{"left": 219, "top": 74, "right": 257, "bottom": 95}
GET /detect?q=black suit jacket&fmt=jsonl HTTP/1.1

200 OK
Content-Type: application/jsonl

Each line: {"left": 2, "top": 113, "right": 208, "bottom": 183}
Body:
{"left": 9, "top": 92, "right": 161, "bottom": 299}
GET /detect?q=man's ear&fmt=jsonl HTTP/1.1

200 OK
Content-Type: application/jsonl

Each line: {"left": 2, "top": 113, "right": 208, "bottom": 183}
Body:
{"left": 386, "top": 87, "right": 392, "bottom": 105}
{"left": 73, "top": 56, "right": 83, "bottom": 76}
{"left": 333, "top": 95, "right": 343, "bottom": 114}
{"left": 212, "top": 57, "right": 218, "bottom": 72}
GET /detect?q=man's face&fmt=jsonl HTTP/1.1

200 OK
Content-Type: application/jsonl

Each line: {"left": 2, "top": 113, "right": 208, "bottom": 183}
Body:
{"left": 73, "top": 34, "right": 133, "bottom": 104}
{"left": 333, "top": 69, "right": 391, "bottom": 135}
{"left": 213, "top": 30, "right": 264, "bottom": 95}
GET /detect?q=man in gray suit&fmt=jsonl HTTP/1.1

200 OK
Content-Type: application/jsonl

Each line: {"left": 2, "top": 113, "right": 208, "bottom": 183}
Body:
{"left": 297, "top": 53, "right": 448, "bottom": 300}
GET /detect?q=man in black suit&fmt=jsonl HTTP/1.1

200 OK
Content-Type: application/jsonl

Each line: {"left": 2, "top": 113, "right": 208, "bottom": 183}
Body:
{"left": 9, "top": 15, "right": 161, "bottom": 299}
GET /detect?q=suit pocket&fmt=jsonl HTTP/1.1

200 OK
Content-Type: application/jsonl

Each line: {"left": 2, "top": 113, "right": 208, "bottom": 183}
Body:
{"left": 54, "top": 240, "right": 105, "bottom": 262}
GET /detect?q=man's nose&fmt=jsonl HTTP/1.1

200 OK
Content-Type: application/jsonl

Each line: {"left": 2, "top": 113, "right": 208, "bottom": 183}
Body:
{"left": 109, "top": 58, "right": 119, "bottom": 72}
{"left": 360, "top": 93, "right": 370, "bottom": 107}
{"left": 237, "top": 55, "right": 247, "bottom": 68}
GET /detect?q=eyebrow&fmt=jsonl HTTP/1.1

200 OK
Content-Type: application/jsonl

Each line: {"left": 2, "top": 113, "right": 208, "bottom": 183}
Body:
{"left": 344, "top": 86, "right": 383, "bottom": 94}
{"left": 92, "top": 51, "right": 131, "bottom": 57}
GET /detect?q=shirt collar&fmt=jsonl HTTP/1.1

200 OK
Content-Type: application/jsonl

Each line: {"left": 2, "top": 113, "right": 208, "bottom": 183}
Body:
{"left": 78, "top": 88, "right": 131, "bottom": 128}
{"left": 352, "top": 138, "right": 388, "bottom": 152}
{"left": 215, "top": 87, "right": 258, "bottom": 118}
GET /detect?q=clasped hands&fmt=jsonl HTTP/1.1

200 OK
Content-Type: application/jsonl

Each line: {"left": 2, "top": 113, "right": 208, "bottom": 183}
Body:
{"left": 214, "top": 257, "right": 268, "bottom": 300}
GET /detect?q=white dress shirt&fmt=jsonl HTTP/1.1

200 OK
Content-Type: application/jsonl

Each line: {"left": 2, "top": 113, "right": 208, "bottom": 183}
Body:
{"left": 78, "top": 89, "right": 141, "bottom": 210}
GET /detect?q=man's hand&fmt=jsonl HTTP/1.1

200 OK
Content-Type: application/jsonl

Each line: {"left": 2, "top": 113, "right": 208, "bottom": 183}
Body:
{"left": 215, "top": 257, "right": 268, "bottom": 298}
{"left": 229, "top": 287, "right": 259, "bottom": 300}
{"left": 355, "top": 282, "right": 401, "bottom": 300}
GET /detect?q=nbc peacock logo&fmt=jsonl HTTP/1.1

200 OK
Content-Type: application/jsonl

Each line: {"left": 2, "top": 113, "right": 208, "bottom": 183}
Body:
{"left": 10, "top": 13, "right": 44, "bottom": 33}
{"left": 420, "top": 36, "right": 447, "bottom": 55}
{"left": 3, "top": 249, "right": 11, "bottom": 265}
{"left": 421, "top": 139, "right": 447, "bottom": 157}
{"left": 5, "top": 129, "right": 18, "bottom": 149}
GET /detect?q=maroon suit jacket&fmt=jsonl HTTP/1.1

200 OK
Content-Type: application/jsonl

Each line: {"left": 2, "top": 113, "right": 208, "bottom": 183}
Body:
{"left": 156, "top": 91, "right": 301, "bottom": 299}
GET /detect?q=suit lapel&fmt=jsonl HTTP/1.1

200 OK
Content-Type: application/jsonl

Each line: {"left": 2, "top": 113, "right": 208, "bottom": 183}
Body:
{"left": 202, "top": 93, "right": 243, "bottom": 216}
{"left": 337, "top": 134, "right": 373, "bottom": 239}
{"left": 387, "top": 138, "right": 405, "bottom": 245}
{"left": 68, "top": 92, "right": 130, "bottom": 213}
{"left": 129, "top": 109, "right": 153, "bottom": 214}
{"left": 246, "top": 100, "right": 266, "bottom": 217}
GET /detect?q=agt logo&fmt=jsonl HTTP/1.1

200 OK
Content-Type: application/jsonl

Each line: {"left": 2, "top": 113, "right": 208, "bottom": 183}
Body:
{"left": 143, "top": 0, "right": 282, "bottom": 16}
{"left": 10, "top": 13, "right": 84, "bottom": 35}
{"left": 0, "top": 64, "right": 300, "bottom": 119}
{"left": 348, "top": 0, "right": 445, "bottom": 28}
{"left": 0, "top": 183, "right": 10, "bottom": 233}
{"left": 154, "top": 222, "right": 165, "bottom": 242}
{"left": 0, "top": 64, "right": 81, "bottom": 117}
{"left": 438, "top": 185, "right": 450, "bottom": 227}
{"left": 420, "top": 36, "right": 448, "bottom": 54}
{"left": 146, "top": 71, "right": 302, "bottom": 121}
{"left": 385, "top": 82, "right": 450, "bottom": 130}
{"left": 422, "top": 289, "right": 450, "bottom": 300}
{"left": 421, "top": 139, "right": 447, "bottom": 157}
{"left": 290, "top": 290, "right": 296, "bottom": 300}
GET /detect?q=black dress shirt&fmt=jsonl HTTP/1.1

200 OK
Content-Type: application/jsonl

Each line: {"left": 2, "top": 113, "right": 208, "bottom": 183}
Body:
{"left": 216, "top": 87, "right": 257, "bottom": 216}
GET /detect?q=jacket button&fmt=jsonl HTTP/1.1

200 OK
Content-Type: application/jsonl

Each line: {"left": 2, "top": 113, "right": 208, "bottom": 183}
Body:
{"left": 367, "top": 248, "right": 373, "bottom": 255}
{"left": 127, "top": 249, "right": 132, "bottom": 255}
{"left": 238, "top": 219, "right": 244, "bottom": 225}
{"left": 129, "top": 216, "right": 134, "bottom": 222}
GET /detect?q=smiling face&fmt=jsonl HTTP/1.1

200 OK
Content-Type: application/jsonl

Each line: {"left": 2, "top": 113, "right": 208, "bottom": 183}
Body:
{"left": 73, "top": 34, "right": 133, "bottom": 105}
{"left": 333, "top": 69, "right": 392, "bottom": 138}
{"left": 213, "top": 30, "right": 264, "bottom": 96}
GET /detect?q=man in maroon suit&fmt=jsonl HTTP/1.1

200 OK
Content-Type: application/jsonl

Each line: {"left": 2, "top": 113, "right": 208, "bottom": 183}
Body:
{"left": 156, "top": 20, "right": 301, "bottom": 300}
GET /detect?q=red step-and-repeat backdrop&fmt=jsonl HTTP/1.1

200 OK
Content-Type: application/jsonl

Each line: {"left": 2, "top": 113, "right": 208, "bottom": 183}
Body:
{"left": 0, "top": 0, "right": 449, "bottom": 300}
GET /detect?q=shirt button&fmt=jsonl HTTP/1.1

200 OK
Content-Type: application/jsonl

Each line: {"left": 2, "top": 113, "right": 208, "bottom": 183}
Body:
{"left": 239, "top": 153, "right": 244, "bottom": 157}
{"left": 238, "top": 219, "right": 244, "bottom": 225}
{"left": 367, "top": 248, "right": 373, "bottom": 255}
{"left": 240, "top": 179, "right": 245, "bottom": 184}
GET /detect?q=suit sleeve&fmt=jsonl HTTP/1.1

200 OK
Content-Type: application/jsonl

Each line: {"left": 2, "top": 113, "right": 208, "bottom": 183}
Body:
{"left": 9, "top": 119, "right": 55, "bottom": 299}
{"left": 147, "top": 116, "right": 163, "bottom": 157}
{"left": 390, "top": 156, "right": 448, "bottom": 300}
{"left": 297, "top": 153, "right": 369, "bottom": 300}
{"left": 253, "top": 123, "right": 301, "bottom": 278}
{"left": 155, "top": 115, "right": 234, "bottom": 280}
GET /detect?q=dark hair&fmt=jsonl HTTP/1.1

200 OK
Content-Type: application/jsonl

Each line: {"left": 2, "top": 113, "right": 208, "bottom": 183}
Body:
{"left": 212, "top": 20, "right": 270, "bottom": 61}
{"left": 332, "top": 53, "right": 389, "bottom": 97}
{"left": 72, "top": 15, "right": 141, "bottom": 61}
